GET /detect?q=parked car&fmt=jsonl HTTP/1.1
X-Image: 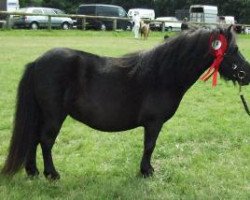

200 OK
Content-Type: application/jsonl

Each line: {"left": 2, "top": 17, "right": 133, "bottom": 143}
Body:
{"left": 12, "top": 7, "right": 73, "bottom": 30}
{"left": 150, "top": 17, "right": 182, "bottom": 31}
{"left": 76, "top": 4, "right": 131, "bottom": 30}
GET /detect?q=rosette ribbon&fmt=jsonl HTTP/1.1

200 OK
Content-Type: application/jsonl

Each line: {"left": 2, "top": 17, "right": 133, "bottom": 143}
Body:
{"left": 200, "top": 34, "right": 228, "bottom": 87}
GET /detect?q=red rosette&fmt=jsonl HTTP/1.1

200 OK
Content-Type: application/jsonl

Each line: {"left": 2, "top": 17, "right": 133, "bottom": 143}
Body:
{"left": 201, "top": 34, "right": 228, "bottom": 87}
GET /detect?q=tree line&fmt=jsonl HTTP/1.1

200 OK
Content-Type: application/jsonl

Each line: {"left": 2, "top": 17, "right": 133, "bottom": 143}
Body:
{"left": 20, "top": 0, "right": 250, "bottom": 23}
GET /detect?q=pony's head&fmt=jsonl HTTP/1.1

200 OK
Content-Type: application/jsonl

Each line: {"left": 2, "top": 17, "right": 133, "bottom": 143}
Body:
{"left": 219, "top": 26, "right": 250, "bottom": 86}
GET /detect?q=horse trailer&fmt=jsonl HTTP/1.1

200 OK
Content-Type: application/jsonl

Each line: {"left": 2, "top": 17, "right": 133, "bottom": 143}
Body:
{"left": 189, "top": 5, "right": 218, "bottom": 25}
{"left": 0, "top": 0, "right": 19, "bottom": 13}
{"left": 0, "top": 0, "right": 19, "bottom": 27}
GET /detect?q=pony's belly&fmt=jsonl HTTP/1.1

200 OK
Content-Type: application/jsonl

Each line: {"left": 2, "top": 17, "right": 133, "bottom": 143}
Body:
{"left": 68, "top": 103, "right": 140, "bottom": 132}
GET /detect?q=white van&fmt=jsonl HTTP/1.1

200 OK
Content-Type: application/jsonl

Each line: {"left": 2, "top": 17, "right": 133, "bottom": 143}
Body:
{"left": 189, "top": 5, "right": 218, "bottom": 24}
{"left": 219, "top": 16, "right": 235, "bottom": 25}
{"left": 0, "top": 0, "right": 19, "bottom": 12}
{"left": 128, "top": 8, "right": 155, "bottom": 20}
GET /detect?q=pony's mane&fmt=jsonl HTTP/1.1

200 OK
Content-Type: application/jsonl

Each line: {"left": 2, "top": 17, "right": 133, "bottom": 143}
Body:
{"left": 117, "top": 27, "right": 236, "bottom": 82}
{"left": 115, "top": 28, "right": 208, "bottom": 79}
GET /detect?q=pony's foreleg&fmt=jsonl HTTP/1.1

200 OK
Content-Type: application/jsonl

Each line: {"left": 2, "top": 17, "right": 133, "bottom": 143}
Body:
{"left": 140, "top": 122, "right": 163, "bottom": 177}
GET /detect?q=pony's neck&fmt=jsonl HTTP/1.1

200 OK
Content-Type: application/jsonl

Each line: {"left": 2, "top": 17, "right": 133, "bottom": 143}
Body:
{"left": 157, "top": 30, "right": 214, "bottom": 90}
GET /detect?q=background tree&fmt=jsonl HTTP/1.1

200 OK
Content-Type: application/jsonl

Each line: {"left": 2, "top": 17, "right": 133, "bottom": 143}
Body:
{"left": 20, "top": 0, "right": 43, "bottom": 6}
{"left": 19, "top": 0, "right": 250, "bottom": 23}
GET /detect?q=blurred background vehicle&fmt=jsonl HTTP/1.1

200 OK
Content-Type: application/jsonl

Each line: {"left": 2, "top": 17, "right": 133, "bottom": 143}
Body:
{"left": 218, "top": 15, "right": 235, "bottom": 25}
{"left": 0, "top": 0, "right": 19, "bottom": 27}
{"left": 189, "top": 5, "right": 218, "bottom": 29}
{"left": 127, "top": 8, "right": 155, "bottom": 20}
{"left": 76, "top": 4, "right": 131, "bottom": 30}
{"left": 150, "top": 16, "right": 181, "bottom": 31}
{"left": 0, "top": 0, "right": 19, "bottom": 14}
{"left": 12, "top": 7, "right": 73, "bottom": 30}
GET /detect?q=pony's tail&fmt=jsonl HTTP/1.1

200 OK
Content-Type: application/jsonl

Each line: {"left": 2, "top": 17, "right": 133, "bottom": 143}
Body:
{"left": 1, "top": 62, "right": 39, "bottom": 176}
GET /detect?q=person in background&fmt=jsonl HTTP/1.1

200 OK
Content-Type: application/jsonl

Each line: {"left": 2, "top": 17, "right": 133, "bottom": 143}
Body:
{"left": 181, "top": 17, "right": 189, "bottom": 31}
{"left": 132, "top": 11, "right": 141, "bottom": 39}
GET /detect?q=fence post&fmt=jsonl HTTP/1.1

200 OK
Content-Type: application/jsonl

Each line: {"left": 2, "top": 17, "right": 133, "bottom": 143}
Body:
{"left": 6, "top": 14, "right": 11, "bottom": 29}
{"left": 81, "top": 17, "right": 86, "bottom": 30}
{"left": 161, "top": 22, "right": 165, "bottom": 32}
{"left": 48, "top": 15, "right": 52, "bottom": 30}
{"left": 113, "top": 19, "right": 117, "bottom": 31}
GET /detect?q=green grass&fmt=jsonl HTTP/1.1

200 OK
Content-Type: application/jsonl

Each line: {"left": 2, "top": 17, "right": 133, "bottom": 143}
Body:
{"left": 0, "top": 30, "right": 249, "bottom": 200}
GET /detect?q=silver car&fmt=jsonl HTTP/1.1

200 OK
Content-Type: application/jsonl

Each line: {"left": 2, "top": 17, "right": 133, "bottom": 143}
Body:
{"left": 12, "top": 7, "right": 73, "bottom": 30}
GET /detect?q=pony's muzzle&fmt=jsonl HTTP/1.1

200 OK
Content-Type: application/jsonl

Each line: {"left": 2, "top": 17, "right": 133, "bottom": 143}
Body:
{"left": 232, "top": 63, "right": 250, "bottom": 86}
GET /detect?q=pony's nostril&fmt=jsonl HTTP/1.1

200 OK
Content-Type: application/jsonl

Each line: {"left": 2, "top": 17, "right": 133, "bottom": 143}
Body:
{"left": 238, "top": 71, "right": 246, "bottom": 80}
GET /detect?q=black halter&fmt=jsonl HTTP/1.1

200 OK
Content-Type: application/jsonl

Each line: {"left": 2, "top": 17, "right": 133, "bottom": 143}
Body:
{"left": 224, "top": 46, "right": 250, "bottom": 116}
{"left": 240, "top": 93, "right": 250, "bottom": 116}
{"left": 238, "top": 73, "right": 250, "bottom": 116}
{"left": 232, "top": 64, "right": 250, "bottom": 116}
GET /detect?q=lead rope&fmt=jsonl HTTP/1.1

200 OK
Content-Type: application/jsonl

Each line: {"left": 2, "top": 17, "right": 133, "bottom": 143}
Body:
{"left": 239, "top": 85, "right": 250, "bottom": 116}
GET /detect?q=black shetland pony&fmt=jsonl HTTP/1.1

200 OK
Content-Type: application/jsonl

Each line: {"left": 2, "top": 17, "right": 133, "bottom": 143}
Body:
{"left": 2, "top": 26, "right": 250, "bottom": 179}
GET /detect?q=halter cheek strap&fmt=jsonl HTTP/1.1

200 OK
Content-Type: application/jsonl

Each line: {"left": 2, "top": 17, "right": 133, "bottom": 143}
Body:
{"left": 201, "top": 34, "right": 228, "bottom": 87}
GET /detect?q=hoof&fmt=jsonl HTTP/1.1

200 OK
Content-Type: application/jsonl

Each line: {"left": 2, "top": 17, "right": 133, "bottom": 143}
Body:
{"left": 44, "top": 171, "right": 60, "bottom": 180}
{"left": 140, "top": 165, "right": 154, "bottom": 178}
{"left": 25, "top": 167, "right": 39, "bottom": 177}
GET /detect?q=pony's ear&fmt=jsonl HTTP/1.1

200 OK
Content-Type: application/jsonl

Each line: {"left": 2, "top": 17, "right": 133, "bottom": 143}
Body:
{"left": 226, "top": 25, "right": 235, "bottom": 40}
{"left": 227, "top": 25, "right": 234, "bottom": 34}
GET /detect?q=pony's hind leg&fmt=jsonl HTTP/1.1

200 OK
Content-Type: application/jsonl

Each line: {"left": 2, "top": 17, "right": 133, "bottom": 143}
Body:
{"left": 25, "top": 139, "right": 39, "bottom": 177}
{"left": 40, "top": 117, "right": 65, "bottom": 180}
{"left": 25, "top": 109, "right": 41, "bottom": 177}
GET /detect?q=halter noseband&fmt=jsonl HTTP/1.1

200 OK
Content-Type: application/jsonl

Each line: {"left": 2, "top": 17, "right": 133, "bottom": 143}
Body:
{"left": 224, "top": 47, "right": 248, "bottom": 82}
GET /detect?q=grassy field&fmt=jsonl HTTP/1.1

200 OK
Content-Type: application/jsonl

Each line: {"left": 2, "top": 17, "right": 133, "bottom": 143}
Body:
{"left": 0, "top": 30, "right": 249, "bottom": 200}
